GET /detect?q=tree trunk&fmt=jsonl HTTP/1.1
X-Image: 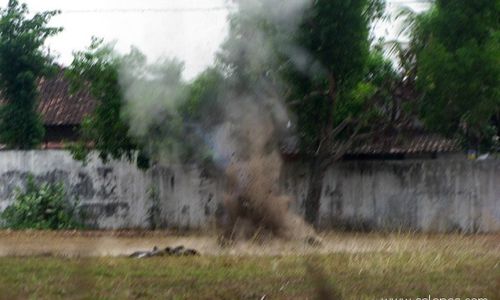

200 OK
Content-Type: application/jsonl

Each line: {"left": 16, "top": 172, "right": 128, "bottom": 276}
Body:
{"left": 304, "top": 73, "right": 337, "bottom": 227}
{"left": 304, "top": 156, "right": 326, "bottom": 226}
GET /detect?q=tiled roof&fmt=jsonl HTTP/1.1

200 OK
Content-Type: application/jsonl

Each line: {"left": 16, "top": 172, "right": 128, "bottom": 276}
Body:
{"left": 281, "top": 132, "right": 461, "bottom": 156}
{"left": 37, "top": 70, "right": 96, "bottom": 126}
{"left": 0, "top": 69, "right": 96, "bottom": 126}
{"left": 346, "top": 133, "right": 460, "bottom": 155}
{"left": 1, "top": 71, "right": 461, "bottom": 155}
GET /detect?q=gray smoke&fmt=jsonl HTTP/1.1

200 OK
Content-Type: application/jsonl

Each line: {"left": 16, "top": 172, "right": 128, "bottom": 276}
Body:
{"left": 119, "top": 48, "right": 189, "bottom": 164}
{"left": 119, "top": 0, "right": 318, "bottom": 241}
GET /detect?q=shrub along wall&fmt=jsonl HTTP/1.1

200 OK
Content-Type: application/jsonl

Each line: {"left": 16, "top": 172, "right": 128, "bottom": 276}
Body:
{"left": 0, "top": 150, "right": 498, "bottom": 232}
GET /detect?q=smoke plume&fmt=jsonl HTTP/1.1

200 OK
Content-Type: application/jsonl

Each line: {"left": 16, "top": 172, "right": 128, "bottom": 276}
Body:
{"left": 216, "top": 94, "right": 315, "bottom": 241}
{"left": 119, "top": 0, "right": 319, "bottom": 242}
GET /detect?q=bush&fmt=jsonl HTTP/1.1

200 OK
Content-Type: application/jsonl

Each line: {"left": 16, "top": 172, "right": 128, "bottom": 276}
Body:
{"left": 1, "top": 177, "right": 81, "bottom": 229}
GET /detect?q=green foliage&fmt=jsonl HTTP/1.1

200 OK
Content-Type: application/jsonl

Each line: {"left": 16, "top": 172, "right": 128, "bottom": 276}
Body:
{"left": 119, "top": 50, "right": 191, "bottom": 164}
{"left": 171, "top": 68, "right": 226, "bottom": 166}
{"left": 180, "top": 68, "right": 225, "bottom": 125}
{"left": 415, "top": 0, "right": 500, "bottom": 150}
{"left": 218, "top": 0, "right": 388, "bottom": 224}
{"left": 0, "top": 0, "right": 61, "bottom": 149}
{"left": 284, "top": 0, "right": 386, "bottom": 152}
{"left": 66, "top": 38, "right": 149, "bottom": 169}
{"left": 67, "top": 39, "right": 219, "bottom": 168}
{"left": 1, "top": 177, "right": 81, "bottom": 229}
{"left": 219, "top": 0, "right": 387, "bottom": 154}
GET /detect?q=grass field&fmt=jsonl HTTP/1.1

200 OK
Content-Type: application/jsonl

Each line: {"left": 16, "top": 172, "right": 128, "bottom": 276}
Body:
{"left": 0, "top": 231, "right": 498, "bottom": 299}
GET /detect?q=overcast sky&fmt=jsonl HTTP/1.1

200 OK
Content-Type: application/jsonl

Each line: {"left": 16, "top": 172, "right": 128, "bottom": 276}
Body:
{"left": 0, "top": 0, "right": 430, "bottom": 79}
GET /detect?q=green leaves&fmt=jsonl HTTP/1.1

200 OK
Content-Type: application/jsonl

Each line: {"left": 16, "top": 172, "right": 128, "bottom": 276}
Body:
{"left": 0, "top": 0, "right": 61, "bottom": 149}
{"left": 66, "top": 39, "right": 144, "bottom": 167}
{"left": 285, "top": 0, "right": 387, "bottom": 152}
{"left": 415, "top": 0, "right": 500, "bottom": 150}
{"left": 67, "top": 39, "right": 217, "bottom": 168}
{"left": 1, "top": 176, "right": 81, "bottom": 230}
{"left": 219, "top": 0, "right": 390, "bottom": 156}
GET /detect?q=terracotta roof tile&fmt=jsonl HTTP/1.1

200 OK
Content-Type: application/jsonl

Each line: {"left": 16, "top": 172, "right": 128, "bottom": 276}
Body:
{"left": 281, "top": 132, "right": 461, "bottom": 156}
{"left": 36, "top": 70, "right": 96, "bottom": 126}
{"left": 0, "top": 69, "right": 96, "bottom": 126}
{"left": 1, "top": 71, "right": 461, "bottom": 155}
{"left": 346, "top": 133, "right": 460, "bottom": 155}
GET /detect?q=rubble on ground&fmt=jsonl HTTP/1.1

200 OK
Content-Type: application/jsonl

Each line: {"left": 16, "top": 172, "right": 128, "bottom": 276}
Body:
{"left": 129, "top": 245, "right": 200, "bottom": 258}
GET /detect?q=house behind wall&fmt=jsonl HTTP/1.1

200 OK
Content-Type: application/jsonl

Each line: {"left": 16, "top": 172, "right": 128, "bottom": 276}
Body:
{"left": 1, "top": 68, "right": 497, "bottom": 232}
{"left": 0, "top": 68, "right": 96, "bottom": 149}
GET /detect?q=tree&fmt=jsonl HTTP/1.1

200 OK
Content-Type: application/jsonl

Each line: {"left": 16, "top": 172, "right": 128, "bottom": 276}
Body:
{"left": 415, "top": 0, "right": 500, "bottom": 151}
{"left": 291, "top": 0, "right": 388, "bottom": 225}
{"left": 0, "top": 0, "right": 61, "bottom": 149}
{"left": 177, "top": 68, "right": 226, "bottom": 167}
{"left": 180, "top": 68, "right": 225, "bottom": 126}
{"left": 219, "top": 0, "right": 387, "bottom": 226}
{"left": 66, "top": 39, "right": 149, "bottom": 168}
{"left": 67, "top": 39, "right": 204, "bottom": 169}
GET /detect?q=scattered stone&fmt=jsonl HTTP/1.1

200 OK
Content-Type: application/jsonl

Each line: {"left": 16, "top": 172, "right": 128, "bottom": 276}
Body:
{"left": 171, "top": 246, "right": 185, "bottom": 255}
{"left": 181, "top": 248, "right": 200, "bottom": 256}
{"left": 306, "top": 236, "right": 323, "bottom": 247}
{"left": 129, "top": 246, "right": 159, "bottom": 258}
{"left": 129, "top": 250, "right": 150, "bottom": 259}
{"left": 129, "top": 245, "right": 200, "bottom": 258}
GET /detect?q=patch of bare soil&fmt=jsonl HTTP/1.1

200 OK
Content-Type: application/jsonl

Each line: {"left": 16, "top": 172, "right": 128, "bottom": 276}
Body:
{"left": 0, "top": 230, "right": 498, "bottom": 258}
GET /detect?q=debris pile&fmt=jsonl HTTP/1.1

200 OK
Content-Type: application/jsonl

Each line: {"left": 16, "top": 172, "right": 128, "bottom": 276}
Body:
{"left": 129, "top": 245, "right": 200, "bottom": 258}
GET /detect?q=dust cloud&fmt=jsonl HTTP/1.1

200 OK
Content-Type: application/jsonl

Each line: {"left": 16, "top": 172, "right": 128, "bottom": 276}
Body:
{"left": 119, "top": 0, "right": 319, "bottom": 242}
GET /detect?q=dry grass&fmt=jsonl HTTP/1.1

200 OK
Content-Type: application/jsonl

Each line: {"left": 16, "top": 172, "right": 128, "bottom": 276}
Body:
{"left": 0, "top": 231, "right": 498, "bottom": 299}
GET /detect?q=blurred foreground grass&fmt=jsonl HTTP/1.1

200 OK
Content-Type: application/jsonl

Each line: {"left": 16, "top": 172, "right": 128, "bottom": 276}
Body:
{"left": 0, "top": 232, "right": 498, "bottom": 299}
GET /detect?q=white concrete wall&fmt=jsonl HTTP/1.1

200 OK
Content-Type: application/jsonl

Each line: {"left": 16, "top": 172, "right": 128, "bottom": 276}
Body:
{"left": 0, "top": 150, "right": 498, "bottom": 232}
{"left": 283, "top": 160, "right": 500, "bottom": 232}
{"left": 0, "top": 151, "right": 152, "bottom": 229}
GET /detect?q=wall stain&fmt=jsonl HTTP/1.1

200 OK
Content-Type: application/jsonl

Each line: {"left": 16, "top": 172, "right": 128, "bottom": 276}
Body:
{"left": 71, "top": 172, "right": 96, "bottom": 200}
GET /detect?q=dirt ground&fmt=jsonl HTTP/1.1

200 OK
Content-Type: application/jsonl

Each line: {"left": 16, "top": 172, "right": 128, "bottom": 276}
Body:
{"left": 0, "top": 230, "right": 498, "bottom": 257}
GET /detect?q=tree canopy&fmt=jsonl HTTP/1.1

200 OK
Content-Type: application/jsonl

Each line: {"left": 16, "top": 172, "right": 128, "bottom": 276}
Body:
{"left": 218, "top": 0, "right": 387, "bottom": 224}
{"left": 415, "top": 0, "right": 500, "bottom": 151}
{"left": 0, "top": 0, "right": 61, "bottom": 149}
{"left": 67, "top": 39, "right": 217, "bottom": 169}
{"left": 66, "top": 39, "right": 150, "bottom": 168}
